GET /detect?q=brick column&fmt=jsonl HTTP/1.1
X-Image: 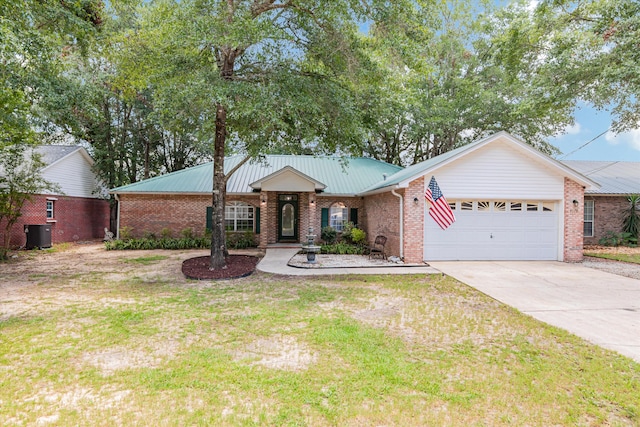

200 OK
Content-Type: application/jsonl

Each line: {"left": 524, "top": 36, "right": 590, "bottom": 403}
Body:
{"left": 259, "top": 191, "right": 268, "bottom": 248}
{"left": 403, "top": 178, "right": 425, "bottom": 264}
{"left": 564, "top": 178, "right": 584, "bottom": 262}
{"left": 307, "top": 192, "right": 317, "bottom": 237}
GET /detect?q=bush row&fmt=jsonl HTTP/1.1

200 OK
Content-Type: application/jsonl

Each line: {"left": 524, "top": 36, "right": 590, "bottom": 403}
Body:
{"left": 320, "top": 242, "right": 368, "bottom": 255}
{"left": 105, "top": 228, "right": 257, "bottom": 250}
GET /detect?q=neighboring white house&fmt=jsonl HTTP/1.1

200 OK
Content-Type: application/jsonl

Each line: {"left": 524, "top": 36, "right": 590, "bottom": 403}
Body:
{"left": 0, "top": 145, "right": 110, "bottom": 248}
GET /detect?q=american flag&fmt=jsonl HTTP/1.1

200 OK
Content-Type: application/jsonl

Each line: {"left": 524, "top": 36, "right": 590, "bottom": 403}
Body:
{"left": 425, "top": 176, "right": 456, "bottom": 230}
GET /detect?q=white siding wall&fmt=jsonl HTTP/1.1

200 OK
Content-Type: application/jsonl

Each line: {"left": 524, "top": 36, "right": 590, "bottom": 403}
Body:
{"left": 42, "top": 150, "right": 101, "bottom": 198}
{"left": 431, "top": 140, "right": 565, "bottom": 200}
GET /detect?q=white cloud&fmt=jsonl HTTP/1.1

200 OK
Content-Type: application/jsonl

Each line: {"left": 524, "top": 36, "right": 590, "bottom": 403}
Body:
{"left": 565, "top": 122, "right": 582, "bottom": 135}
{"left": 605, "top": 129, "right": 640, "bottom": 151}
{"left": 526, "top": 0, "right": 539, "bottom": 13}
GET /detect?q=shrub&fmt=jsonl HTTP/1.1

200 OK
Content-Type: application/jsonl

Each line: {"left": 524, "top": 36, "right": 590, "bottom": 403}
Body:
{"left": 598, "top": 231, "right": 638, "bottom": 247}
{"left": 350, "top": 228, "right": 367, "bottom": 245}
{"left": 143, "top": 231, "right": 157, "bottom": 240}
{"left": 160, "top": 228, "right": 173, "bottom": 239}
{"left": 320, "top": 242, "right": 367, "bottom": 255}
{"left": 341, "top": 222, "right": 355, "bottom": 243}
{"left": 105, "top": 236, "right": 210, "bottom": 251}
{"left": 622, "top": 194, "right": 640, "bottom": 239}
{"left": 226, "top": 231, "right": 257, "bottom": 249}
{"left": 321, "top": 226, "right": 338, "bottom": 244}
{"left": 181, "top": 228, "right": 195, "bottom": 239}
{"left": 119, "top": 226, "right": 133, "bottom": 241}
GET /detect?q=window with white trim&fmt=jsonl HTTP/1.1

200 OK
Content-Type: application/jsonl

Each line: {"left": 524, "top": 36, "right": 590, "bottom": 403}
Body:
{"left": 329, "top": 202, "right": 348, "bottom": 231}
{"left": 46, "top": 200, "right": 55, "bottom": 219}
{"left": 224, "top": 201, "right": 254, "bottom": 232}
{"left": 584, "top": 200, "right": 594, "bottom": 237}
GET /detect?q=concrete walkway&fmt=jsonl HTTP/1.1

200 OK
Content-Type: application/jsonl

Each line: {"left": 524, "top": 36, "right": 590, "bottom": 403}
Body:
{"left": 256, "top": 248, "right": 440, "bottom": 276}
{"left": 429, "top": 261, "right": 640, "bottom": 363}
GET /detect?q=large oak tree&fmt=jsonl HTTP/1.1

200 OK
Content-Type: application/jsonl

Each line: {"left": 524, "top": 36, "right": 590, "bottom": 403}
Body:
{"left": 115, "top": 0, "right": 414, "bottom": 269}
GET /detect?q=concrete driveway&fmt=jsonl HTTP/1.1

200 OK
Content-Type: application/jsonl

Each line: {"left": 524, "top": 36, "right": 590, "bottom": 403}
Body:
{"left": 429, "top": 261, "right": 640, "bottom": 363}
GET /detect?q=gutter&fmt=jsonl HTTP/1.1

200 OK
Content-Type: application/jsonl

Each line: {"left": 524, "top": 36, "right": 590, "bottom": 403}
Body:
{"left": 391, "top": 188, "right": 403, "bottom": 259}
{"left": 114, "top": 193, "right": 121, "bottom": 239}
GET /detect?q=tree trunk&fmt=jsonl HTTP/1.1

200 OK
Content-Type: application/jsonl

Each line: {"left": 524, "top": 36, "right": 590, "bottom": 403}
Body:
{"left": 210, "top": 102, "right": 228, "bottom": 270}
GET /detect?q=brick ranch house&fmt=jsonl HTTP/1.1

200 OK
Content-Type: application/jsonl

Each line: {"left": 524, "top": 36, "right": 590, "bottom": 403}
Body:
{"left": 562, "top": 160, "right": 640, "bottom": 245}
{"left": 0, "top": 146, "right": 110, "bottom": 248}
{"left": 111, "top": 132, "right": 598, "bottom": 263}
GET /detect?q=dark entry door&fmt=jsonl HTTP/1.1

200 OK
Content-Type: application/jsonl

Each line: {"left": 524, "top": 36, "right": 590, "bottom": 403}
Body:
{"left": 278, "top": 194, "right": 298, "bottom": 242}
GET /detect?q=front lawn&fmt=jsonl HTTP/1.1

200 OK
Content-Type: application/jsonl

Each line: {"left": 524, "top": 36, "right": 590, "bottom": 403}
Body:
{"left": 1, "top": 245, "right": 638, "bottom": 426}
{"left": 584, "top": 251, "right": 640, "bottom": 265}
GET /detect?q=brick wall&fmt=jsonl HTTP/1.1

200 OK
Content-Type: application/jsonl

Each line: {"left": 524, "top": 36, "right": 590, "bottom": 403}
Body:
{"left": 362, "top": 191, "right": 401, "bottom": 258}
{"left": 119, "top": 192, "right": 369, "bottom": 247}
{"left": 315, "top": 196, "right": 364, "bottom": 238}
{"left": 0, "top": 194, "right": 110, "bottom": 248}
{"left": 563, "top": 178, "right": 584, "bottom": 262}
{"left": 118, "top": 194, "right": 259, "bottom": 238}
{"left": 584, "top": 195, "right": 627, "bottom": 245}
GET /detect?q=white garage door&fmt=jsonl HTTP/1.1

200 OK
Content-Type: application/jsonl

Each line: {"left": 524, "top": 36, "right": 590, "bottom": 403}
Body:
{"left": 424, "top": 200, "right": 559, "bottom": 261}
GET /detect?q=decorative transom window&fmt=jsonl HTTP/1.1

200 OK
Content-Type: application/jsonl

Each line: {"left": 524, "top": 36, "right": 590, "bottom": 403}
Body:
{"left": 584, "top": 200, "right": 594, "bottom": 237}
{"left": 494, "top": 201, "right": 506, "bottom": 212}
{"left": 477, "top": 201, "right": 491, "bottom": 212}
{"left": 461, "top": 201, "right": 473, "bottom": 211}
{"left": 46, "top": 200, "right": 55, "bottom": 219}
{"left": 225, "top": 201, "right": 254, "bottom": 232}
{"left": 330, "top": 202, "right": 348, "bottom": 231}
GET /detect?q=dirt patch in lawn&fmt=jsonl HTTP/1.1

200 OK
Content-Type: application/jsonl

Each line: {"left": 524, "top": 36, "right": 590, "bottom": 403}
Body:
{"left": 0, "top": 243, "right": 262, "bottom": 322}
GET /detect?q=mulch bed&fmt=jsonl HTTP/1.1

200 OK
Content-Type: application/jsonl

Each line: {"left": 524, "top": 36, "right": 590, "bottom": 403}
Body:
{"left": 182, "top": 255, "right": 260, "bottom": 280}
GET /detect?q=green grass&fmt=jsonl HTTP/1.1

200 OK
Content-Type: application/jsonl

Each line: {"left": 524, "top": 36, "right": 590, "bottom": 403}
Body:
{"left": 585, "top": 252, "right": 640, "bottom": 264}
{"left": 1, "top": 257, "right": 639, "bottom": 426}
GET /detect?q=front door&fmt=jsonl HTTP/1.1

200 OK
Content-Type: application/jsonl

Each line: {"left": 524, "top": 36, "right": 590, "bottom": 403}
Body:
{"left": 278, "top": 194, "right": 298, "bottom": 242}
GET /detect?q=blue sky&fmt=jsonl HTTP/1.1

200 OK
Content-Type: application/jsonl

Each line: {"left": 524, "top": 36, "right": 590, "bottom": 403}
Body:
{"left": 550, "top": 104, "right": 640, "bottom": 162}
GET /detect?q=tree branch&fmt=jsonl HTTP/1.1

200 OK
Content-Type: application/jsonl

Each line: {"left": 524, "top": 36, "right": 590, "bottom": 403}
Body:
{"left": 224, "top": 155, "right": 252, "bottom": 181}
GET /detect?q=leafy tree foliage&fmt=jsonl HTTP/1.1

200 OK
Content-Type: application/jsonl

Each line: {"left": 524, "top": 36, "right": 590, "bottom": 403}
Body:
{"left": 354, "top": 0, "right": 573, "bottom": 166}
{"left": 495, "top": 0, "right": 640, "bottom": 136}
{"left": 113, "top": 0, "right": 415, "bottom": 268}
{"left": 0, "top": 0, "right": 103, "bottom": 255}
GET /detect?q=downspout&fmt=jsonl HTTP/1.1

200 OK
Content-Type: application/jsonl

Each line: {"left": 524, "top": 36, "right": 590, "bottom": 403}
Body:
{"left": 391, "top": 188, "right": 403, "bottom": 259}
{"left": 114, "top": 193, "right": 121, "bottom": 239}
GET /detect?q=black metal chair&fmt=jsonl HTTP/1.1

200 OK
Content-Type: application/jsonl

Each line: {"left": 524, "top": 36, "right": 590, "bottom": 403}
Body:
{"left": 368, "top": 235, "right": 387, "bottom": 260}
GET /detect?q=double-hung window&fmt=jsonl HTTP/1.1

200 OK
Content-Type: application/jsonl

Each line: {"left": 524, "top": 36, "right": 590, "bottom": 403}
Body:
{"left": 224, "top": 201, "right": 254, "bottom": 232}
{"left": 583, "top": 200, "right": 594, "bottom": 237}
{"left": 329, "top": 202, "right": 348, "bottom": 231}
{"left": 46, "top": 200, "right": 55, "bottom": 219}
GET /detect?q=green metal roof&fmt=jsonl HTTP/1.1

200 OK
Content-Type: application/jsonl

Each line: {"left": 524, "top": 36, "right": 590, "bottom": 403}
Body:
{"left": 111, "top": 155, "right": 402, "bottom": 195}
{"left": 562, "top": 160, "right": 640, "bottom": 194}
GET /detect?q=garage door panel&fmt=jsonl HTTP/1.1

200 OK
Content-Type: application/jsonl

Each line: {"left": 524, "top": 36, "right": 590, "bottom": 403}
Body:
{"left": 424, "top": 204, "right": 559, "bottom": 261}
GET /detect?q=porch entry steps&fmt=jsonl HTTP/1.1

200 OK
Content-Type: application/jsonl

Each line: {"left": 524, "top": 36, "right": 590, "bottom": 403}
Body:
{"left": 266, "top": 243, "right": 303, "bottom": 249}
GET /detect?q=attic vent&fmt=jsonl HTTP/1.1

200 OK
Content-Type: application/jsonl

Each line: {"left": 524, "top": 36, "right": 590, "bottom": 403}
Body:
{"left": 382, "top": 173, "right": 387, "bottom": 181}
